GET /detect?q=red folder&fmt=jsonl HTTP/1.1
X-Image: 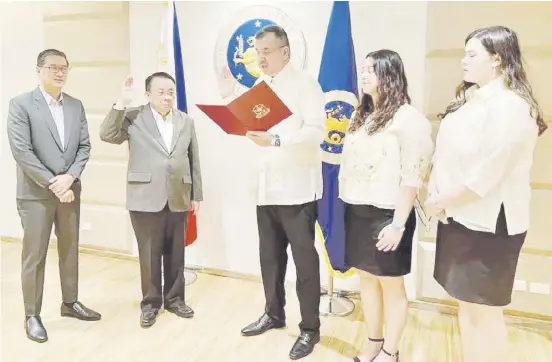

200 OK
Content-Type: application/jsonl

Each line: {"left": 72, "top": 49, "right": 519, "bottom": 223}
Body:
{"left": 196, "top": 81, "right": 292, "bottom": 135}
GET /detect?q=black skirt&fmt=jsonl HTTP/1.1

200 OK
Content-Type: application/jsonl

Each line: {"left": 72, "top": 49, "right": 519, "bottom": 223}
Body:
{"left": 434, "top": 204, "right": 526, "bottom": 306}
{"left": 344, "top": 204, "right": 416, "bottom": 277}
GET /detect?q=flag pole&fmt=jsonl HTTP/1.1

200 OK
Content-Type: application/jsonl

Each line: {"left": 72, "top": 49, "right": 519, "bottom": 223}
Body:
{"left": 319, "top": 273, "right": 355, "bottom": 316}
{"left": 161, "top": 1, "right": 198, "bottom": 286}
{"left": 316, "top": 0, "right": 357, "bottom": 317}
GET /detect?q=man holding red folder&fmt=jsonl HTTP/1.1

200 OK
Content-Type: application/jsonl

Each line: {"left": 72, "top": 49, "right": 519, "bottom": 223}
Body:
{"left": 238, "top": 25, "right": 326, "bottom": 360}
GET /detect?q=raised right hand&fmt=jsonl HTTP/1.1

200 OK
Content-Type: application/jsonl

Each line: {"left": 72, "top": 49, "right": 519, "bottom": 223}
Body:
{"left": 217, "top": 66, "right": 236, "bottom": 98}
{"left": 120, "top": 76, "right": 135, "bottom": 106}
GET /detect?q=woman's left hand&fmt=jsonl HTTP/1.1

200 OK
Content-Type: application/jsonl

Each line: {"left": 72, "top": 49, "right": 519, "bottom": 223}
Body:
{"left": 424, "top": 195, "right": 449, "bottom": 224}
{"left": 376, "top": 224, "right": 404, "bottom": 252}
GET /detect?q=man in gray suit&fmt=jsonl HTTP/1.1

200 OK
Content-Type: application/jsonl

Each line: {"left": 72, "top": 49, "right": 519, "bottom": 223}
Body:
{"left": 7, "top": 49, "right": 101, "bottom": 343}
{"left": 99, "top": 72, "right": 202, "bottom": 328}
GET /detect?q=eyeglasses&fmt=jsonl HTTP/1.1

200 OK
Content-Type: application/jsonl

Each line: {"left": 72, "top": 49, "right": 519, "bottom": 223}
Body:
{"left": 42, "top": 66, "right": 70, "bottom": 75}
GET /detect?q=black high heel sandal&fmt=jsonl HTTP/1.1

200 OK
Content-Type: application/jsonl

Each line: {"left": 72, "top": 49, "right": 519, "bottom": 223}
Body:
{"left": 380, "top": 347, "right": 400, "bottom": 362}
{"left": 353, "top": 337, "right": 384, "bottom": 362}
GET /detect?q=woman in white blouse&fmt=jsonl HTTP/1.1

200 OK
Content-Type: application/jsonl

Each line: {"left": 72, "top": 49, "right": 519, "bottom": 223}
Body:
{"left": 426, "top": 26, "right": 547, "bottom": 362}
{"left": 339, "top": 49, "right": 433, "bottom": 362}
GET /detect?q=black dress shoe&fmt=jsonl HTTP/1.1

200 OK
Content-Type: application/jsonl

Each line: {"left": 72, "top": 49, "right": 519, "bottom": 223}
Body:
{"left": 241, "top": 313, "right": 285, "bottom": 337}
{"left": 289, "top": 330, "right": 320, "bottom": 360}
{"left": 61, "top": 301, "right": 101, "bottom": 321}
{"left": 25, "top": 316, "right": 48, "bottom": 343}
{"left": 140, "top": 307, "right": 159, "bottom": 328}
{"left": 165, "top": 301, "right": 194, "bottom": 319}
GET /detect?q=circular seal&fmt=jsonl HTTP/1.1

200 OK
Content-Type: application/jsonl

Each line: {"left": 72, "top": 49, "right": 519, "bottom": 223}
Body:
{"left": 320, "top": 90, "right": 359, "bottom": 165}
{"left": 214, "top": 5, "right": 307, "bottom": 97}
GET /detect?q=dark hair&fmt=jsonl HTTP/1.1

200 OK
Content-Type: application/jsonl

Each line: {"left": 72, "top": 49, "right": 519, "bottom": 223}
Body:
{"left": 145, "top": 72, "right": 176, "bottom": 92}
{"left": 255, "top": 25, "right": 290, "bottom": 48}
{"left": 37, "top": 49, "right": 69, "bottom": 67}
{"left": 349, "top": 49, "right": 410, "bottom": 134}
{"left": 439, "top": 26, "right": 547, "bottom": 135}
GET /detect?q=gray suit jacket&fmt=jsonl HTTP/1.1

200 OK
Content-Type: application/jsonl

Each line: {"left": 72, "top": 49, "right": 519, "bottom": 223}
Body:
{"left": 99, "top": 105, "right": 203, "bottom": 212}
{"left": 7, "top": 87, "right": 91, "bottom": 200}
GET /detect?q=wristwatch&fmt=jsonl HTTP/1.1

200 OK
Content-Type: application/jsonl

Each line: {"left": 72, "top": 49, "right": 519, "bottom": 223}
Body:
{"left": 271, "top": 134, "right": 281, "bottom": 147}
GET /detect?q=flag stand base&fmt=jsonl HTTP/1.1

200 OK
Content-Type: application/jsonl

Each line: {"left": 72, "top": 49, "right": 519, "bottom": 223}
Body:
{"left": 320, "top": 292, "right": 355, "bottom": 316}
{"left": 184, "top": 269, "right": 197, "bottom": 286}
{"left": 319, "top": 276, "right": 355, "bottom": 317}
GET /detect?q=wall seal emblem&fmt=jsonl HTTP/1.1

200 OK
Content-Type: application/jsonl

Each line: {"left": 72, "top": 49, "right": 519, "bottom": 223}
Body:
{"left": 214, "top": 5, "right": 307, "bottom": 97}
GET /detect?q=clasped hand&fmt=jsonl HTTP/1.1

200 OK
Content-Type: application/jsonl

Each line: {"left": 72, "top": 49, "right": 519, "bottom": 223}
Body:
{"left": 49, "top": 174, "right": 75, "bottom": 203}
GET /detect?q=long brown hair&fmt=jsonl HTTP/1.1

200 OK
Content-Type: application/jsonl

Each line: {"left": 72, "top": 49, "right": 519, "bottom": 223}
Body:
{"left": 349, "top": 49, "right": 410, "bottom": 134}
{"left": 439, "top": 26, "right": 547, "bottom": 135}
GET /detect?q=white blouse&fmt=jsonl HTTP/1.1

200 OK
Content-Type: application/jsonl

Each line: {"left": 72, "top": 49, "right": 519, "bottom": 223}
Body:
{"left": 431, "top": 76, "right": 539, "bottom": 235}
{"left": 339, "top": 103, "right": 434, "bottom": 209}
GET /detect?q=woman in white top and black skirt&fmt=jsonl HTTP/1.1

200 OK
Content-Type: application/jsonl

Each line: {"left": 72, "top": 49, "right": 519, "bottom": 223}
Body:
{"left": 339, "top": 50, "right": 433, "bottom": 362}
{"left": 425, "top": 26, "right": 547, "bottom": 362}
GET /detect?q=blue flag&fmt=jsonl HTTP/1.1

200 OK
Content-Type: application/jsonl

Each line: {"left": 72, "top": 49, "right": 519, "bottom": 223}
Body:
{"left": 158, "top": 1, "right": 197, "bottom": 245}
{"left": 172, "top": 2, "right": 187, "bottom": 113}
{"left": 316, "top": 1, "right": 358, "bottom": 277}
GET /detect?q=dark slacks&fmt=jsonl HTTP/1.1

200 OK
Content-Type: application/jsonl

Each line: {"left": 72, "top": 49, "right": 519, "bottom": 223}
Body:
{"left": 257, "top": 201, "right": 321, "bottom": 331}
{"left": 18, "top": 184, "right": 81, "bottom": 316}
{"left": 129, "top": 204, "right": 188, "bottom": 311}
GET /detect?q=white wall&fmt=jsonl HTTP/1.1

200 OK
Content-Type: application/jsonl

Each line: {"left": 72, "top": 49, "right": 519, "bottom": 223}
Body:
{"left": 0, "top": 3, "right": 45, "bottom": 239}
{"left": 128, "top": 1, "right": 428, "bottom": 295}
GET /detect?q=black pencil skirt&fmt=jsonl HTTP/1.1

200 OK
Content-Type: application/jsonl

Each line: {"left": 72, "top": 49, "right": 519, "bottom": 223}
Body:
{"left": 344, "top": 204, "right": 417, "bottom": 277}
{"left": 434, "top": 205, "right": 526, "bottom": 306}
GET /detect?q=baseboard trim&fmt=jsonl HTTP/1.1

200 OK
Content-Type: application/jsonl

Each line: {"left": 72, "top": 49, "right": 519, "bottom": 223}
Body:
{"left": 2, "top": 236, "right": 551, "bottom": 330}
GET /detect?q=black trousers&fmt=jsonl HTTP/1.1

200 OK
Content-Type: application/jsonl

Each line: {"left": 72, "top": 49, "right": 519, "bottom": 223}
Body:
{"left": 257, "top": 201, "right": 321, "bottom": 331}
{"left": 129, "top": 204, "right": 188, "bottom": 311}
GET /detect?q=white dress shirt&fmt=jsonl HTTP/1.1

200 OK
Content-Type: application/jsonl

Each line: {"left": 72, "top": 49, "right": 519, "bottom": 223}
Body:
{"left": 40, "top": 87, "right": 65, "bottom": 149}
{"left": 431, "top": 76, "right": 539, "bottom": 235}
{"left": 151, "top": 106, "right": 174, "bottom": 151}
{"left": 339, "top": 104, "right": 434, "bottom": 209}
{"left": 254, "top": 63, "right": 326, "bottom": 206}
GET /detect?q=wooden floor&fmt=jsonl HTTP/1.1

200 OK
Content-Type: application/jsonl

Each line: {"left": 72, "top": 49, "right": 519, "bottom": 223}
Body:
{"left": 1, "top": 241, "right": 551, "bottom": 362}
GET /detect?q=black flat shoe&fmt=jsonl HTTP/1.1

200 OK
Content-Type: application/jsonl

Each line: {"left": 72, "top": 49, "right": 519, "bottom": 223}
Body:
{"left": 165, "top": 301, "right": 194, "bottom": 319}
{"left": 25, "top": 316, "right": 48, "bottom": 343}
{"left": 61, "top": 301, "right": 101, "bottom": 321}
{"left": 140, "top": 307, "right": 159, "bottom": 328}
{"left": 241, "top": 313, "right": 285, "bottom": 337}
{"left": 289, "top": 330, "right": 320, "bottom": 360}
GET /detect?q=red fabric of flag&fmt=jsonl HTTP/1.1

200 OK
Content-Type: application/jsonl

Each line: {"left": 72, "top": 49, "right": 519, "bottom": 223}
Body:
{"left": 185, "top": 212, "right": 197, "bottom": 246}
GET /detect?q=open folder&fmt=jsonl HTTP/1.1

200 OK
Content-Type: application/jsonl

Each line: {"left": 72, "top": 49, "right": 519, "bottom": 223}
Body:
{"left": 196, "top": 81, "right": 292, "bottom": 135}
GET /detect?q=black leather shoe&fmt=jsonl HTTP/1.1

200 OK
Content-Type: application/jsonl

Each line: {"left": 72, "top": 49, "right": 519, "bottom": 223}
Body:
{"left": 165, "top": 301, "right": 194, "bottom": 319}
{"left": 25, "top": 316, "right": 48, "bottom": 343}
{"left": 241, "top": 313, "right": 285, "bottom": 337}
{"left": 61, "top": 301, "right": 101, "bottom": 321}
{"left": 289, "top": 330, "right": 320, "bottom": 360}
{"left": 140, "top": 307, "right": 159, "bottom": 328}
